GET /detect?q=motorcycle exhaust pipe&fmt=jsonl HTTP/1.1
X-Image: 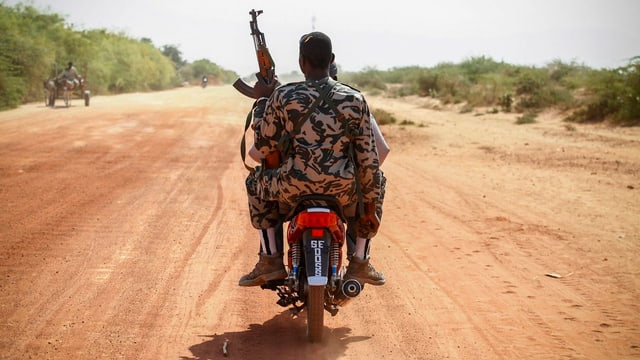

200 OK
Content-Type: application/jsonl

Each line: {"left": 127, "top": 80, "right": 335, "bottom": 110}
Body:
{"left": 333, "top": 279, "right": 362, "bottom": 307}
{"left": 341, "top": 279, "right": 362, "bottom": 298}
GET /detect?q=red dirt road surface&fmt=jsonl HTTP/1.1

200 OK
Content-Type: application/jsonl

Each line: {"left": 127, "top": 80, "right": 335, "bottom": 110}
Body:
{"left": 1, "top": 86, "right": 639, "bottom": 359}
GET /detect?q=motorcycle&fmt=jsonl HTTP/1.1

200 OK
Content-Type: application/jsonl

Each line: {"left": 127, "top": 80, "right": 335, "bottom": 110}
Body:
{"left": 261, "top": 194, "right": 363, "bottom": 343}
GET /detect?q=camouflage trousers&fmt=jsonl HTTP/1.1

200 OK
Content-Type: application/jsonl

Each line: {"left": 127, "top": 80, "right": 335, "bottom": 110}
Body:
{"left": 245, "top": 167, "right": 386, "bottom": 239}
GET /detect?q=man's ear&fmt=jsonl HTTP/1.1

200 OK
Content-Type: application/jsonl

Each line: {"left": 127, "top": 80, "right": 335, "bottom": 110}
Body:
{"left": 330, "top": 53, "right": 335, "bottom": 64}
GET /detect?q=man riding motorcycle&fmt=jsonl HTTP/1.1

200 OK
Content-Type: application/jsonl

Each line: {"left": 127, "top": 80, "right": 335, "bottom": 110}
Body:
{"left": 239, "top": 31, "right": 386, "bottom": 287}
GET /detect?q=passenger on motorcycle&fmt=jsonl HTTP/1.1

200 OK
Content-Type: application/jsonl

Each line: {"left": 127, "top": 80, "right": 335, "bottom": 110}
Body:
{"left": 240, "top": 31, "right": 387, "bottom": 287}
{"left": 328, "top": 62, "right": 390, "bottom": 261}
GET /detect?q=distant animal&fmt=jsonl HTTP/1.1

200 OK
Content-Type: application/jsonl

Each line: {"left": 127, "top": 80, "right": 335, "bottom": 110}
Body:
{"left": 43, "top": 79, "right": 56, "bottom": 107}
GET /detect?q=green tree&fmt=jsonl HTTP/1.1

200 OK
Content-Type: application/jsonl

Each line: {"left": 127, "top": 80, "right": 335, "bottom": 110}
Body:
{"left": 161, "top": 44, "right": 186, "bottom": 68}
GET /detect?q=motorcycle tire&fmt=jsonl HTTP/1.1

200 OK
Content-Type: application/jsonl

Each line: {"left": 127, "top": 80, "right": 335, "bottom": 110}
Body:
{"left": 306, "top": 285, "right": 324, "bottom": 343}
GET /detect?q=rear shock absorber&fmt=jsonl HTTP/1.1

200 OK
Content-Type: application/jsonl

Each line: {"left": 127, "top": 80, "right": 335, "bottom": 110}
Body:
{"left": 290, "top": 242, "right": 301, "bottom": 279}
{"left": 330, "top": 240, "right": 341, "bottom": 280}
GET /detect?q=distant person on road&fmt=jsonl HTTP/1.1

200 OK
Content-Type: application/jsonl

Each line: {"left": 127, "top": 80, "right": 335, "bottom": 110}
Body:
{"left": 57, "top": 61, "right": 83, "bottom": 89}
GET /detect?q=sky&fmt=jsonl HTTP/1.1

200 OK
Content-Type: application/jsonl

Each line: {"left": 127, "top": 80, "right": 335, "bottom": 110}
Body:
{"left": 5, "top": 0, "right": 640, "bottom": 76}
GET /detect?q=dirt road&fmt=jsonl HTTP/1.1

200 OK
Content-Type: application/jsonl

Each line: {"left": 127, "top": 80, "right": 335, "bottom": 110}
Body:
{"left": 1, "top": 86, "right": 639, "bottom": 359}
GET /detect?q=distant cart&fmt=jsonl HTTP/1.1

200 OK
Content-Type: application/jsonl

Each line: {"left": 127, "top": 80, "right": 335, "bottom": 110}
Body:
{"left": 44, "top": 78, "right": 90, "bottom": 108}
{"left": 44, "top": 64, "right": 90, "bottom": 108}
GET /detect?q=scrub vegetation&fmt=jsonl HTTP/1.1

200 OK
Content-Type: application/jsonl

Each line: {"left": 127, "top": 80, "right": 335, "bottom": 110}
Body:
{"left": 342, "top": 56, "right": 640, "bottom": 126}
{"left": 2, "top": 3, "right": 638, "bottom": 127}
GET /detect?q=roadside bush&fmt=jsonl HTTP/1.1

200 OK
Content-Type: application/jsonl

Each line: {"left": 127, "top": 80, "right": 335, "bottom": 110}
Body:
{"left": 459, "top": 56, "right": 502, "bottom": 83}
{"left": 181, "top": 59, "right": 237, "bottom": 85}
{"left": 371, "top": 56, "right": 637, "bottom": 126}
{"left": 371, "top": 108, "right": 397, "bottom": 125}
{"left": 0, "top": 60, "right": 25, "bottom": 109}
{"left": 565, "top": 57, "right": 640, "bottom": 126}
{"left": 0, "top": 4, "right": 60, "bottom": 108}
{"left": 547, "top": 59, "right": 594, "bottom": 90}
{"left": 341, "top": 67, "right": 387, "bottom": 91}
{"left": 499, "top": 93, "right": 513, "bottom": 112}
{"left": 391, "top": 82, "right": 419, "bottom": 97}
{"left": 416, "top": 71, "right": 440, "bottom": 97}
{"left": 516, "top": 112, "right": 538, "bottom": 124}
{"left": 512, "top": 67, "right": 574, "bottom": 111}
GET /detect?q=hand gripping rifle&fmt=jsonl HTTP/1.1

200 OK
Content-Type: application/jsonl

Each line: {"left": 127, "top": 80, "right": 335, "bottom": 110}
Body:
{"left": 233, "top": 9, "right": 275, "bottom": 99}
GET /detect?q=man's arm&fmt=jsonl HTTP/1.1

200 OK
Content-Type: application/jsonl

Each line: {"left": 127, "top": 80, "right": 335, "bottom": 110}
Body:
{"left": 353, "top": 99, "right": 380, "bottom": 205}
{"left": 353, "top": 99, "right": 382, "bottom": 235}
{"left": 248, "top": 144, "right": 263, "bottom": 162}
{"left": 371, "top": 114, "right": 390, "bottom": 165}
{"left": 251, "top": 84, "right": 283, "bottom": 168}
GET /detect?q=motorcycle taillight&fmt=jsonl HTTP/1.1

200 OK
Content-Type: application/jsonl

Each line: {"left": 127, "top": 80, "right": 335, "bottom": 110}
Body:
{"left": 296, "top": 209, "right": 338, "bottom": 228}
{"left": 310, "top": 228, "right": 325, "bottom": 238}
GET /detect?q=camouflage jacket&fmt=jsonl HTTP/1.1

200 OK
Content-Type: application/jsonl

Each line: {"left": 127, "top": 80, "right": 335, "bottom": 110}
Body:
{"left": 253, "top": 77, "right": 380, "bottom": 207}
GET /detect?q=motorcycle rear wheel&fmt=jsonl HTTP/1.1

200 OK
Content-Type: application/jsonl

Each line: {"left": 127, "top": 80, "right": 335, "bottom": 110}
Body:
{"left": 306, "top": 285, "right": 325, "bottom": 343}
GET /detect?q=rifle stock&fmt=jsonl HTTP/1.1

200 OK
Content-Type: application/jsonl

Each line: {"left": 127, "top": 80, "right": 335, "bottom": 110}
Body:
{"left": 233, "top": 78, "right": 256, "bottom": 99}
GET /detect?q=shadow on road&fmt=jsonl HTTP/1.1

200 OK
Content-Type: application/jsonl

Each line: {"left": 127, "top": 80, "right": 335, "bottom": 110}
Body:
{"left": 181, "top": 310, "right": 370, "bottom": 359}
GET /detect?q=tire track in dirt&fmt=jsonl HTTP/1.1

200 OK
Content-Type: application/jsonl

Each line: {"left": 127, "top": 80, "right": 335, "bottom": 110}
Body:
{"left": 0, "top": 114, "right": 168, "bottom": 357}
{"left": 376, "top": 159, "right": 511, "bottom": 359}
{"left": 125, "top": 121, "right": 243, "bottom": 358}
{"left": 375, "top": 154, "right": 579, "bottom": 359}
{"left": 2, "top": 86, "right": 639, "bottom": 359}
{"left": 380, "top": 122, "right": 640, "bottom": 358}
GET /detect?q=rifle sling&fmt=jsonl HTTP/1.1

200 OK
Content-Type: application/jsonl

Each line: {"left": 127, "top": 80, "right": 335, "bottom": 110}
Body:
{"left": 240, "top": 79, "right": 337, "bottom": 173}
{"left": 287, "top": 78, "right": 338, "bottom": 144}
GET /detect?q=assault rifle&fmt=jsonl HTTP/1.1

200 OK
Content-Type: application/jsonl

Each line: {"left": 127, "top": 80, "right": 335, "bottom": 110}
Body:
{"left": 233, "top": 9, "right": 276, "bottom": 99}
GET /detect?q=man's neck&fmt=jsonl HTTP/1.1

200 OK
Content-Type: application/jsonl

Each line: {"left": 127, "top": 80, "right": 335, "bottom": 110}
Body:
{"left": 305, "top": 69, "right": 330, "bottom": 81}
